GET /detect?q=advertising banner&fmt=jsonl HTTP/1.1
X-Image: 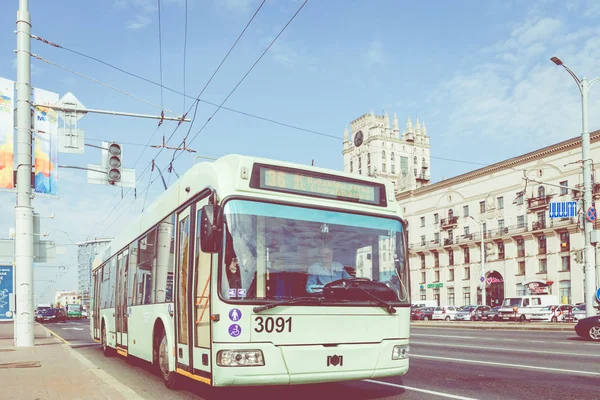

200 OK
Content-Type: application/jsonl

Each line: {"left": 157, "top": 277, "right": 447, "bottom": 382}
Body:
{"left": 0, "top": 77, "right": 14, "bottom": 190}
{"left": 33, "top": 88, "right": 59, "bottom": 195}
{"left": 0, "top": 265, "right": 14, "bottom": 321}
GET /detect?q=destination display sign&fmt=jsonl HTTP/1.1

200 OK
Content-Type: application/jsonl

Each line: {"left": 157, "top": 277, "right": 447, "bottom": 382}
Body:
{"left": 250, "top": 163, "right": 386, "bottom": 206}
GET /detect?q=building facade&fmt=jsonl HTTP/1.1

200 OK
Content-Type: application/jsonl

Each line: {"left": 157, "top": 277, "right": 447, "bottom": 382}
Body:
{"left": 398, "top": 131, "right": 600, "bottom": 307}
{"left": 55, "top": 290, "right": 78, "bottom": 307}
{"left": 342, "top": 111, "right": 431, "bottom": 192}
{"left": 77, "top": 238, "right": 112, "bottom": 310}
{"left": 343, "top": 111, "right": 600, "bottom": 307}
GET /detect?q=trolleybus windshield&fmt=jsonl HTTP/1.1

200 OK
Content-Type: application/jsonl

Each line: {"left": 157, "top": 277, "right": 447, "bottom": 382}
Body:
{"left": 219, "top": 199, "right": 409, "bottom": 305}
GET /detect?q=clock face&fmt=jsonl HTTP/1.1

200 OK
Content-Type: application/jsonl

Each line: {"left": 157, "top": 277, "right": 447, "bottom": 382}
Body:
{"left": 354, "top": 130, "right": 364, "bottom": 147}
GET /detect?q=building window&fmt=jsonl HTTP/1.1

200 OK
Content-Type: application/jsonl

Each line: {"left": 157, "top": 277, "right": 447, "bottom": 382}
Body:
{"left": 463, "top": 205, "right": 469, "bottom": 217}
{"left": 497, "top": 196, "right": 504, "bottom": 210}
{"left": 498, "top": 242, "right": 505, "bottom": 259}
{"left": 539, "top": 258, "right": 547, "bottom": 273}
{"left": 434, "top": 270, "right": 440, "bottom": 282}
{"left": 498, "top": 219, "right": 505, "bottom": 235}
{"left": 449, "top": 268, "right": 455, "bottom": 281}
{"left": 447, "top": 288, "right": 455, "bottom": 306}
{"left": 538, "top": 235, "right": 546, "bottom": 254}
{"left": 538, "top": 185, "right": 545, "bottom": 198}
{"left": 368, "top": 166, "right": 371, "bottom": 175}
{"left": 559, "top": 281, "right": 571, "bottom": 304}
{"left": 434, "top": 232, "right": 440, "bottom": 243}
{"left": 561, "top": 256, "right": 570, "bottom": 271}
{"left": 516, "top": 191, "right": 524, "bottom": 205}
{"left": 464, "top": 226, "right": 470, "bottom": 237}
{"left": 517, "top": 238, "right": 524, "bottom": 257}
{"left": 464, "top": 267, "right": 470, "bottom": 280}
{"left": 464, "top": 247, "right": 470, "bottom": 264}
{"left": 434, "top": 252, "right": 439, "bottom": 268}
{"left": 414, "top": 156, "right": 417, "bottom": 165}
{"left": 560, "top": 231, "right": 570, "bottom": 252}
{"left": 560, "top": 181, "right": 568, "bottom": 195}
{"left": 421, "top": 235, "right": 426, "bottom": 246}
{"left": 359, "top": 169, "right": 362, "bottom": 175}
{"left": 480, "top": 201, "right": 486, "bottom": 213}
{"left": 463, "top": 287, "right": 471, "bottom": 306}
{"left": 517, "top": 215, "right": 525, "bottom": 228}
{"left": 350, "top": 161, "right": 353, "bottom": 172}
{"left": 358, "top": 158, "right": 362, "bottom": 168}
{"left": 391, "top": 152, "right": 395, "bottom": 161}
{"left": 448, "top": 209, "right": 454, "bottom": 219}
{"left": 434, "top": 213, "right": 439, "bottom": 224}
{"left": 391, "top": 164, "right": 395, "bottom": 174}
{"left": 420, "top": 288, "right": 426, "bottom": 300}
{"left": 518, "top": 261, "right": 525, "bottom": 275}
{"left": 420, "top": 254, "right": 426, "bottom": 269}
{"left": 433, "top": 289, "right": 440, "bottom": 306}
{"left": 421, "top": 271, "right": 426, "bottom": 283}
{"left": 449, "top": 250, "right": 454, "bottom": 266}
{"left": 516, "top": 285, "right": 526, "bottom": 296}
{"left": 382, "top": 163, "right": 386, "bottom": 173}
{"left": 421, "top": 216, "right": 425, "bottom": 227}
{"left": 382, "top": 150, "right": 386, "bottom": 159}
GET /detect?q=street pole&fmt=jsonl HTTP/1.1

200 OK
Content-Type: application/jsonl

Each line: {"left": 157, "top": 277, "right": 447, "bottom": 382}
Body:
{"left": 581, "top": 77, "right": 597, "bottom": 317}
{"left": 551, "top": 57, "right": 599, "bottom": 317}
{"left": 480, "top": 223, "right": 486, "bottom": 306}
{"left": 15, "top": 0, "right": 35, "bottom": 347}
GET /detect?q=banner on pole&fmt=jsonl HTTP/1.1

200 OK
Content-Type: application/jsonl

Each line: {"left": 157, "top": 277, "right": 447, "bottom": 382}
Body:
{"left": 0, "top": 77, "right": 15, "bottom": 190}
{"left": 33, "top": 88, "right": 59, "bottom": 196}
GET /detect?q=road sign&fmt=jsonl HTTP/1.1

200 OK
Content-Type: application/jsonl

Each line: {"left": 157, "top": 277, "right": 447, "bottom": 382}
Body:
{"left": 596, "top": 288, "right": 600, "bottom": 303}
{"left": 586, "top": 207, "right": 597, "bottom": 222}
{"left": 55, "top": 92, "right": 86, "bottom": 126}
{"left": 549, "top": 201, "right": 577, "bottom": 219}
{"left": 480, "top": 276, "right": 485, "bottom": 282}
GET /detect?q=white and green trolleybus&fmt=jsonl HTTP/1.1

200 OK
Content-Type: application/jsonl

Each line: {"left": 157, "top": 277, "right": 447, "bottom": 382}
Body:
{"left": 91, "top": 154, "right": 410, "bottom": 389}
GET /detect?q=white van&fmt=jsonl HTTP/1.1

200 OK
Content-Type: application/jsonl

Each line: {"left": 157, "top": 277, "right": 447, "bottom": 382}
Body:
{"left": 498, "top": 295, "right": 559, "bottom": 321}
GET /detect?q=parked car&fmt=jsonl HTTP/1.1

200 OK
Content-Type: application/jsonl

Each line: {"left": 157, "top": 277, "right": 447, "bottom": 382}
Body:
{"left": 530, "top": 304, "right": 574, "bottom": 322}
{"left": 574, "top": 315, "right": 600, "bottom": 341}
{"left": 412, "top": 307, "right": 435, "bottom": 321}
{"left": 38, "top": 308, "right": 67, "bottom": 323}
{"left": 483, "top": 305, "right": 502, "bottom": 321}
{"left": 432, "top": 306, "right": 459, "bottom": 321}
{"left": 455, "top": 305, "right": 491, "bottom": 321}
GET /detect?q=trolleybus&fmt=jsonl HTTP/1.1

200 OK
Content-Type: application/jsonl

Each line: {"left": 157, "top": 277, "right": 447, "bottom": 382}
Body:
{"left": 91, "top": 154, "right": 410, "bottom": 389}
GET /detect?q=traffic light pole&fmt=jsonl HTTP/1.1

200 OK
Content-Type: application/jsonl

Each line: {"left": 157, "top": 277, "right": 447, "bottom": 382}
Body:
{"left": 14, "top": 0, "right": 35, "bottom": 347}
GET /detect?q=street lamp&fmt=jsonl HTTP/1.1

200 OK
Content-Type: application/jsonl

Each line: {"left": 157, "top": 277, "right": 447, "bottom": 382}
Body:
{"left": 470, "top": 215, "right": 486, "bottom": 306}
{"left": 551, "top": 56, "right": 600, "bottom": 317}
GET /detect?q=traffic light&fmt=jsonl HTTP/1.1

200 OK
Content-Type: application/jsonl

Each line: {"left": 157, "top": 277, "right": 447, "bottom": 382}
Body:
{"left": 107, "top": 142, "right": 122, "bottom": 184}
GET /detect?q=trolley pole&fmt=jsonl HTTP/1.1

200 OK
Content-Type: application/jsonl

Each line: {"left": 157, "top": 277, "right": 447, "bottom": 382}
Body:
{"left": 14, "top": 0, "right": 35, "bottom": 347}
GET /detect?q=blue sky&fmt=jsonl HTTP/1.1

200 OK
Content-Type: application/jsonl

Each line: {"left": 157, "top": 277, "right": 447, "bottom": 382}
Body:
{"left": 1, "top": 0, "right": 600, "bottom": 304}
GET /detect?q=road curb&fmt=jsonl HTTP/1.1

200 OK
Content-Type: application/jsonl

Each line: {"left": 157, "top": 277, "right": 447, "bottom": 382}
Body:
{"left": 39, "top": 323, "right": 144, "bottom": 400}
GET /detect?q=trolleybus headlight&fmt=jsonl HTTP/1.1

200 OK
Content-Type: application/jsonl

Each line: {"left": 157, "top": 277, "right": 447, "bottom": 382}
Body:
{"left": 217, "top": 350, "right": 265, "bottom": 367}
{"left": 392, "top": 345, "right": 409, "bottom": 360}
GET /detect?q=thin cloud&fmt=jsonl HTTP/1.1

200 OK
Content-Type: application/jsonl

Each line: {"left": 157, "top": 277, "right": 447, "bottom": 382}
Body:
{"left": 127, "top": 14, "right": 152, "bottom": 30}
{"left": 364, "top": 41, "right": 385, "bottom": 67}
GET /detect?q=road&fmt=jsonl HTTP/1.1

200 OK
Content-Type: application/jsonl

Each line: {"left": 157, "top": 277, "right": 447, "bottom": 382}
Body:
{"left": 43, "top": 320, "right": 600, "bottom": 400}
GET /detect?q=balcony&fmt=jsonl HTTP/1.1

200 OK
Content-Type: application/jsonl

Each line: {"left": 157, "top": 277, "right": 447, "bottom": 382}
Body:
{"left": 517, "top": 249, "right": 525, "bottom": 258}
{"left": 440, "top": 216, "right": 458, "bottom": 229}
{"left": 527, "top": 195, "right": 552, "bottom": 211}
{"left": 532, "top": 220, "right": 546, "bottom": 231}
{"left": 444, "top": 238, "right": 454, "bottom": 246}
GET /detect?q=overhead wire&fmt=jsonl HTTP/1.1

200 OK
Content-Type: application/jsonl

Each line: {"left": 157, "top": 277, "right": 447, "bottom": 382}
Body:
{"left": 171, "top": 0, "right": 309, "bottom": 165}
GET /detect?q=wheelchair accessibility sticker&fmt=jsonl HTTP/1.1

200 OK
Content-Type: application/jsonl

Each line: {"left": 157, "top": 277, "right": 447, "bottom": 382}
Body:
{"left": 228, "top": 324, "right": 242, "bottom": 337}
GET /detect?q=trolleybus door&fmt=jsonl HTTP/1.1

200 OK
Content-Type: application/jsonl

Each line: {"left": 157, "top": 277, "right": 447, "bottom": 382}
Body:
{"left": 191, "top": 198, "right": 212, "bottom": 378}
{"left": 115, "top": 250, "right": 129, "bottom": 352}
{"left": 175, "top": 206, "right": 193, "bottom": 369}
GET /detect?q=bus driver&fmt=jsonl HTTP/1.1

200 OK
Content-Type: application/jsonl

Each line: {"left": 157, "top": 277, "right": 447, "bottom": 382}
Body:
{"left": 305, "top": 246, "right": 350, "bottom": 294}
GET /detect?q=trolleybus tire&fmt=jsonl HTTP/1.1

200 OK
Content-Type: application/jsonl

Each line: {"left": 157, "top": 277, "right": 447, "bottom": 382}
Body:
{"left": 154, "top": 328, "right": 178, "bottom": 389}
{"left": 102, "top": 323, "right": 115, "bottom": 357}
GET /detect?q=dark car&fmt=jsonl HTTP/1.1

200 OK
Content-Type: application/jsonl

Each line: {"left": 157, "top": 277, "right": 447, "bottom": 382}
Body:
{"left": 575, "top": 315, "right": 600, "bottom": 341}
{"left": 412, "top": 307, "right": 435, "bottom": 321}
{"left": 38, "top": 308, "right": 67, "bottom": 323}
{"left": 483, "top": 306, "right": 502, "bottom": 321}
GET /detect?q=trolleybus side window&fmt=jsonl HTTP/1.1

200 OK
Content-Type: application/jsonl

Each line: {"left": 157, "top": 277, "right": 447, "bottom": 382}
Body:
{"left": 178, "top": 215, "right": 191, "bottom": 345}
{"left": 128, "top": 241, "right": 138, "bottom": 308}
{"left": 136, "top": 229, "right": 157, "bottom": 305}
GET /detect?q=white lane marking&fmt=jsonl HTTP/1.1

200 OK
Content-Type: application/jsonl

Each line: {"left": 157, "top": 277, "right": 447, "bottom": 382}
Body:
{"left": 412, "top": 333, "right": 600, "bottom": 346}
{"left": 364, "top": 379, "right": 480, "bottom": 400}
{"left": 410, "top": 341, "right": 600, "bottom": 358}
{"left": 410, "top": 354, "right": 600, "bottom": 376}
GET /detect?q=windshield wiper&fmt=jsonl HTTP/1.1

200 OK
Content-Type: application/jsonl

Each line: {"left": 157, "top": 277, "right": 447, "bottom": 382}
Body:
{"left": 253, "top": 296, "right": 323, "bottom": 313}
{"left": 359, "top": 287, "right": 396, "bottom": 314}
{"left": 323, "top": 278, "right": 397, "bottom": 314}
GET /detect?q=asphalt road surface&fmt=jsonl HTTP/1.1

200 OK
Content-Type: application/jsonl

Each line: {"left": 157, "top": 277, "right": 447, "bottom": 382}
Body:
{"left": 43, "top": 320, "right": 600, "bottom": 400}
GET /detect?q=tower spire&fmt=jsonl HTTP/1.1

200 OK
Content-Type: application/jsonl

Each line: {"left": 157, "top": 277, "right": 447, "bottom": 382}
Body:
{"left": 393, "top": 113, "right": 399, "bottom": 131}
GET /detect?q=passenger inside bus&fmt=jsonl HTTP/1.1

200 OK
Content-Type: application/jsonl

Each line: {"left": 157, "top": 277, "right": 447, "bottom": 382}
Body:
{"left": 305, "top": 246, "right": 351, "bottom": 294}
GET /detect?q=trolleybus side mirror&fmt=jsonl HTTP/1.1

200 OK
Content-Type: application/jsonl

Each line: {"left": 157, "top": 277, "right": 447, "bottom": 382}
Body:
{"left": 200, "top": 204, "right": 224, "bottom": 253}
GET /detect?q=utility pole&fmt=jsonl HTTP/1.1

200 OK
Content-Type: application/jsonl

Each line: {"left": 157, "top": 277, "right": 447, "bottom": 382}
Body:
{"left": 551, "top": 57, "right": 600, "bottom": 317}
{"left": 14, "top": 0, "right": 34, "bottom": 347}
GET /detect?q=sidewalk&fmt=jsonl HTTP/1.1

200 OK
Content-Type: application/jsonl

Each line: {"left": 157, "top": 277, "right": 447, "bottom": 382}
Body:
{"left": 411, "top": 319, "right": 578, "bottom": 331}
{"left": 0, "top": 321, "right": 139, "bottom": 400}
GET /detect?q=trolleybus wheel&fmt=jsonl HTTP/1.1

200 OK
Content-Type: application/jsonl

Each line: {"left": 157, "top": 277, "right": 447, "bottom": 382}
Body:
{"left": 102, "top": 323, "right": 114, "bottom": 357}
{"left": 155, "top": 329, "right": 178, "bottom": 389}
